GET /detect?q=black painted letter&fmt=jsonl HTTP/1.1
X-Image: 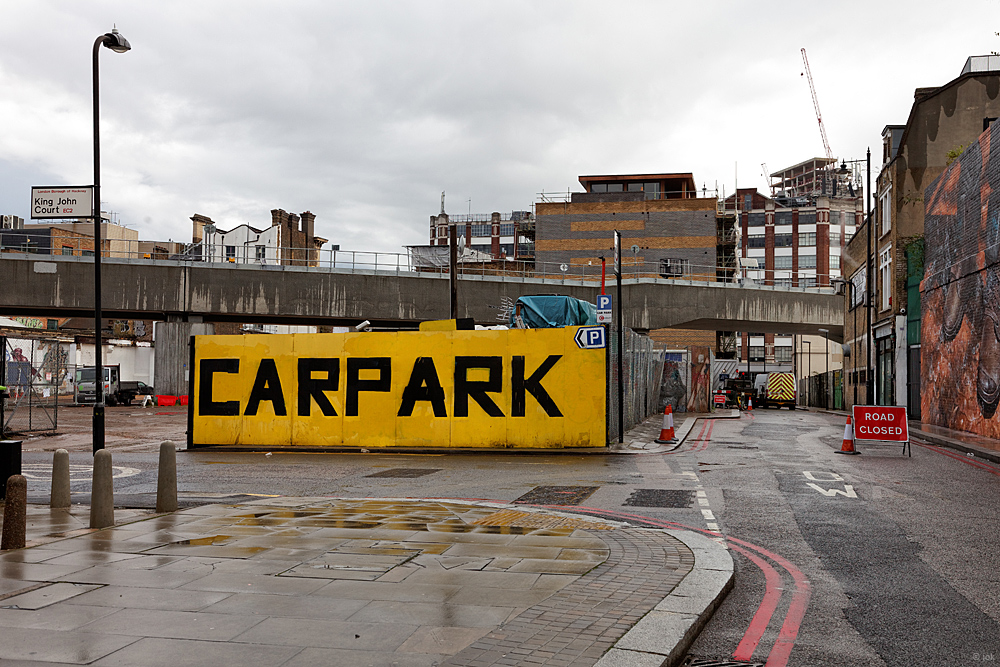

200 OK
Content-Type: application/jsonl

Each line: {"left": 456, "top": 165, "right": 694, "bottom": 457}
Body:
{"left": 346, "top": 357, "right": 391, "bottom": 416}
{"left": 512, "top": 355, "right": 563, "bottom": 417}
{"left": 454, "top": 356, "right": 504, "bottom": 417}
{"left": 199, "top": 358, "right": 240, "bottom": 416}
{"left": 398, "top": 357, "right": 447, "bottom": 417}
{"left": 298, "top": 358, "right": 339, "bottom": 416}
{"left": 245, "top": 358, "right": 287, "bottom": 416}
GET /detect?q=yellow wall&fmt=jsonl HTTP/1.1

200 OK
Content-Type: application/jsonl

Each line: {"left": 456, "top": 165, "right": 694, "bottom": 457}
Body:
{"left": 192, "top": 327, "right": 606, "bottom": 449}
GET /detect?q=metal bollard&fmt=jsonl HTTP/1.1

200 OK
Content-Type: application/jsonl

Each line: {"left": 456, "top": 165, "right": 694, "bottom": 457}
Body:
{"left": 89, "top": 449, "right": 115, "bottom": 529}
{"left": 1, "top": 474, "right": 27, "bottom": 550}
{"left": 156, "top": 441, "right": 178, "bottom": 513}
{"left": 0, "top": 440, "right": 22, "bottom": 501}
{"left": 51, "top": 449, "right": 71, "bottom": 509}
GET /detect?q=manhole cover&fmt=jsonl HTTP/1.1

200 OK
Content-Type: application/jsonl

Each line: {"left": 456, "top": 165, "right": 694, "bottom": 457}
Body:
{"left": 513, "top": 486, "right": 599, "bottom": 505}
{"left": 365, "top": 468, "right": 442, "bottom": 478}
{"left": 623, "top": 489, "right": 694, "bottom": 508}
{"left": 683, "top": 658, "right": 765, "bottom": 667}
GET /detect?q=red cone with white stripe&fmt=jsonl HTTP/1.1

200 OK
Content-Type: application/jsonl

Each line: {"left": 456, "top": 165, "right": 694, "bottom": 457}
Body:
{"left": 836, "top": 416, "right": 860, "bottom": 455}
{"left": 655, "top": 404, "right": 676, "bottom": 444}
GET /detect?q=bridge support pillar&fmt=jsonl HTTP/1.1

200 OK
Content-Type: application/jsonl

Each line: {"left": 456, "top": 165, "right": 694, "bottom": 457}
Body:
{"left": 154, "top": 321, "right": 214, "bottom": 397}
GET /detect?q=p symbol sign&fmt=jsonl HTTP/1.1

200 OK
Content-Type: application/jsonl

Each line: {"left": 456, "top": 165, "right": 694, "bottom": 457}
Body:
{"left": 575, "top": 326, "right": 606, "bottom": 349}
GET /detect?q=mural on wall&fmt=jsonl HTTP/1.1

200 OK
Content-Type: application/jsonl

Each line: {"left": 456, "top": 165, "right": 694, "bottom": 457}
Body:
{"left": 687, "top": 346, "right": 712, "bottom": 413}
{"left": 922, "top": 121, "right": 1000, "bottom": 436}
{"left": 659, "top": 357, "right": 687, "bottom": 413}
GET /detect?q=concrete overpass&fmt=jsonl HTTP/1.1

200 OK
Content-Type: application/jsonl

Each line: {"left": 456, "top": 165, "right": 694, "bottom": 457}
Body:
{"left": 0, "top": 254, "right": 843, "bottom": 339}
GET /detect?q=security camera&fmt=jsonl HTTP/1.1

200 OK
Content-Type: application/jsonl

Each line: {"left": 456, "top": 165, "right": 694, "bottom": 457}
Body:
{"left": 354, "top": 320, "right": 371, "bottom": 332}
{"left": 899, "top": 307, "right": 906, "bottom": 315}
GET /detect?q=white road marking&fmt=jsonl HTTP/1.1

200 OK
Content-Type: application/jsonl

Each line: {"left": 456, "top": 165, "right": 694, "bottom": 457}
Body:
{"left": 804, "top": 471, "right": 844, "bottom": 482}
{"left": 806, "top": 483, "right": 857, "bottom": 498}
{"left": 701, "top": 509, "right": 716, "bottom": 520}
{"left": 20, "top": 464, "right": 141, "bottom": 481}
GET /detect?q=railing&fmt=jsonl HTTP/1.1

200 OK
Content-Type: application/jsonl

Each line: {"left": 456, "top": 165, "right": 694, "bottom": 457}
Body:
{"left": 0, "top": 241, "right": 842, "bottom": 292}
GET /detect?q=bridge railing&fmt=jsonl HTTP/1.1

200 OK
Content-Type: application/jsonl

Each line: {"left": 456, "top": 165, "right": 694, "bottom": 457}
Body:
{"left": 0, "top": 241, "right": 842, "bottom": 292}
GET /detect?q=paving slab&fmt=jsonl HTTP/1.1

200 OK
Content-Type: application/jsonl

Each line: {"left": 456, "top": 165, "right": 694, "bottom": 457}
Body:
{"left": 1, "top": 498, "right": 733, "bottom": 666}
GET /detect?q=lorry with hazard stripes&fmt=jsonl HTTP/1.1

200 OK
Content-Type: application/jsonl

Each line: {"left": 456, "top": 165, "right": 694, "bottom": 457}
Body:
{"left": 753, "top": 372, "right": 797, "bottom": 410}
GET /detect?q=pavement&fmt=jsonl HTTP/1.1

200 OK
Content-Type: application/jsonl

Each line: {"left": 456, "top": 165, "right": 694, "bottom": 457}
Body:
{"left": 0, "top": 411, "right": 734, "bottom": 667}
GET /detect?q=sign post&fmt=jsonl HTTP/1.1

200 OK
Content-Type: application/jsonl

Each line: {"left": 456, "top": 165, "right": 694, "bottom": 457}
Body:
{"left": 852, "top": 405, "right": 910, "bottom": 456}
{"left": 613, "top": 230, "right": 623, "bottom": 444}
{"left": 596, "top": 294, "right": 612, "bottom": 324}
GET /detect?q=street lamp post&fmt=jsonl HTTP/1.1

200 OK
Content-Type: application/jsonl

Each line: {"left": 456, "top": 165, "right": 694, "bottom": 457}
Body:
{"left": 819, "top": 328, "right": 830, "bottom": 410}
{"left": 92, "top": 28, "right": 131, "bottom": 455}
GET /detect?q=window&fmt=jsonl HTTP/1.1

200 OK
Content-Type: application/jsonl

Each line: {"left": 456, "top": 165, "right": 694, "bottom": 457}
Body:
{"left": 799, "top": 254, "right": 817, "bottom": 269}
{"left": 747, "top": 234, "right": 765, "bottom": 248}
{"left": 82, "top": 250, "right": 94, "bottom": 257}
{"left": 471, "top": 224, "right": 490, "bottom": 237}
{"left": 747, "top": 213, "right": 765, "bottom": 227}
{"left": 880, "top": 188, "right": 891, "bottom": 236}
{"left": 47, "top": 319, "right": 58, "bottom": 330}
{"left": 830, "top": 254, "right": 841, "bottom": 269}
{"left": 774, "top": 278, "right": 793, "bottom": 287}
{"left": 591, "top": 183, "right": 607, "bottom": 193}
{"left": 644, "top": 182, "right": 660, "bottom": 200}
{"left": 61, "top": 246, "right": 74, "bottom": 255}
{"left": 659, "top": 258, "right": 690, "bottom": 277}
{"left": 799, "top": 232, "right": 816, "bottom": 247}
{"left": 748, "top": 346, "right": 765, "bottom": 361}
{"left": 830, "top": 230, "right": 841, "bottom": 245}
{"left": 774, "top": 256, "right": 793, "bottom": 270}
{"left": 743, "top": 194, "right": 752, "bottom": 212}
{"left": 628, "top": 183, "right": 643, "bottom": 192}
{"left": 607, "top": 183, "right": 623, "bottom": 193}
{"left": 879, "top": 245, "right": 892, "bottom": 310}
{"left": 499, "top": 223, "right": 517, "bottom": 236}
{"left": 774, "top": 347, "right": 793, "bottom": 363}
{"left": 800, "top": 276, "right": 817, "bottom": 287}
{"left": 775, "top": 233, "right": 793, "bottom": 247}
{"left": 255, "top": 245, "right": 266, "bottom": 260}
{"left": 225, "top": 246, "right": 237, "bottom": 260}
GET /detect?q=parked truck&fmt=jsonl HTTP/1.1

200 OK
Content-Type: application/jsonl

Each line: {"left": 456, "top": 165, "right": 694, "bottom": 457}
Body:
{"left": 74, "top": 365, "right": 152, "bottom": 406}
{"left": 753, "top": 372, "right": 797, "bottom": 410}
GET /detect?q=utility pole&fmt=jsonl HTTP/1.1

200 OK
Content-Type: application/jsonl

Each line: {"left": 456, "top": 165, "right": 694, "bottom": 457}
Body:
{"left": 614, "top": 231, "right": 623, "bottom": 443}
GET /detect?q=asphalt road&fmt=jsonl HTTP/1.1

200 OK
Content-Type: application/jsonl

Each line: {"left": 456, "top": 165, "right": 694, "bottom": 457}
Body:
{"left": 15, "top": 408, "right": 1000, "bottom": 666}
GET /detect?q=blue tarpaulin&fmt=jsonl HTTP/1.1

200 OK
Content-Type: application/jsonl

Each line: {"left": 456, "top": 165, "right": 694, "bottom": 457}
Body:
{"left": 510, "top": 295, "right": 597, "bottom": 328}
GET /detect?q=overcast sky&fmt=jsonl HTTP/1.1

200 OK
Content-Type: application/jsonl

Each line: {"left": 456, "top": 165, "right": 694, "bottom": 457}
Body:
{"left": 1, "top": 1, "right": 997, "bottom": 254}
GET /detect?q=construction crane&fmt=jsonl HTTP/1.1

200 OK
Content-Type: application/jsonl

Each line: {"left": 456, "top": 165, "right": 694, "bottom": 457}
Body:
{"left": 800, "top": 48, "right": 834, "bottom": 160}
{"left": 761, "top": 162, "right": 772, "bottom": 194}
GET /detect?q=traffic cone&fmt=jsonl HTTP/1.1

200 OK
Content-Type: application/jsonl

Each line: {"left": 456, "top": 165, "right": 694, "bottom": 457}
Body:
{"left": 747, "top": 396, "right": 753, "bottom": 411}
{"left": 836, "top": 416, "right": 860, "bottom": 455}
{"left": 655, "top": 404, "right": 677, "bottom": 443}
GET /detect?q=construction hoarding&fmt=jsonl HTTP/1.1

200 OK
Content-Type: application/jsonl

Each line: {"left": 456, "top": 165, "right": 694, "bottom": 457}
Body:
{"left": 189, "top": 327, "right": 606, "bottom": 449}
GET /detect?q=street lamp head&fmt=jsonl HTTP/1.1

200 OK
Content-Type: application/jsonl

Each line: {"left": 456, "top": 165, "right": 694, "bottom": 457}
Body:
{"left": 818, "top": 328, "right": 829, "bottom": 335}
{"left": 102, "top": 28, "right": 131, "bottom": 54}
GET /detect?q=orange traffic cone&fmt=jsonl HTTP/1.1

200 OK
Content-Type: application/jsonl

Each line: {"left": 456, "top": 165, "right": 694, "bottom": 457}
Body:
{"left": 655, "top": 404, "right": 677, "bottom": 444}
{"left": 836, "top": 416, "right": 860, "bottom": 455}
{"left": 747, "top": 396, "right": 753, "bottom": 411}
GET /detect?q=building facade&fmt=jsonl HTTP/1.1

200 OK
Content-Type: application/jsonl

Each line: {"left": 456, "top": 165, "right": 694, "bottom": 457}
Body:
{"left": 843, "top": 55, "right": 1000, "bottom": 415}
{"left": 535, "top": 172, "right": 724, "bottom": 350}
{"left": 429, "top": 210, "right": 535, "bottom": 261}
{"left": 189, "top": 209, "right": 327, "bottom": 267}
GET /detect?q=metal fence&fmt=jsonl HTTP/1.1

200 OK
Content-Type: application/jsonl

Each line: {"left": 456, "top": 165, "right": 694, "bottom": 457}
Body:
{"left": 0, "top": 242, "right": 843, "bottom": 293}
{"left": 608, "top": 328, "right": 665, "bottom": 442}
{"left": 1, "top": 335, "right": 64, "bottom": 436}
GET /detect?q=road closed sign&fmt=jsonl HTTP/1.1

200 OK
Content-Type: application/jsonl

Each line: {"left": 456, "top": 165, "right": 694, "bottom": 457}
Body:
{"left": 852, "top": 405, "right": 908, "bottom": 441}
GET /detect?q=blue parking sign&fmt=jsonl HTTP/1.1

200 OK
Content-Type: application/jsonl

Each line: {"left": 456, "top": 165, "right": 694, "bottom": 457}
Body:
{"left": 574, "top": 326, "right": 606, "bottom": 349}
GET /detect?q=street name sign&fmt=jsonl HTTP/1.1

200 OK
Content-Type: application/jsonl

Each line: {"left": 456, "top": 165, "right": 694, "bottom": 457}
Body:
{"left": 596, "top": 294, "right": 612, "bottom": 324}
{"left": 574, "top": 326, "right": 606, "bottom": 349}
{"left": 30, "top": 186, "right": 93, "bottom": 219}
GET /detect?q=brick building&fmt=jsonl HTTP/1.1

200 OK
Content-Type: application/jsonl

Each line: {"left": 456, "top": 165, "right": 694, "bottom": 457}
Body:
{"left": 729, "top": 181, "right": 861, "bottom": 384}
{"left": 535, "top": 172, "right": 726, "bottom": 350}
{"left": 843, "top": 55, "right": 1000, "bottom": 415}
{"left": 429, "top": 211, "right": 534, "bottom": 261}
{"left": 188, "top": 209, "right": 327, "bottom": 267}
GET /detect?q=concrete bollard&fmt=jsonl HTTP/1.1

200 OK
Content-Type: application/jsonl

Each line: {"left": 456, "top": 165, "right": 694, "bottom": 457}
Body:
{"left": 89, "top": 449, "right": 115, "bottom": 529}
{"left": 156, "top": 441, "right": 178, "bottom": 513}
{"left": 51, "top": 449, "right": 71, "bottom": 509}
{"left": 1, "top": 474, "right": 27, "bottom": 550}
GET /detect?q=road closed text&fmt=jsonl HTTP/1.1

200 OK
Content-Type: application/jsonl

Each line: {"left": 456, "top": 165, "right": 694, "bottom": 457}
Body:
{"left": 852, "top": 405, "right": 909, "bottom": 442}
{"left": 191, "top": 328, "right": 606, "bottom": 449}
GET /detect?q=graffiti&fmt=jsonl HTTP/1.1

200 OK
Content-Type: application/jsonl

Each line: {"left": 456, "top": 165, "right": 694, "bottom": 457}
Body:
{"left": 687, "top": 346, "right": 712, "bottom": 413}
{"left": 659, "top": 360, "right": 687, "bottom": 413}
{"left": 922, "top": 121, "right": 1000, "bottom": 436}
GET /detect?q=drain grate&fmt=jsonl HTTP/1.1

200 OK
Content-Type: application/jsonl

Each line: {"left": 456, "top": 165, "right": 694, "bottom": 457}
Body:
{"left": 683, "top": 658, "right": 765, "bottom": 667}
{"left": 365, "top": 468, "right": 442, "bottom": 478}
{"left": 513, "top": 486, "right": 599, "bottom": 505}
{"left": 624, "top": 489, "right": 695, "bottom": 508}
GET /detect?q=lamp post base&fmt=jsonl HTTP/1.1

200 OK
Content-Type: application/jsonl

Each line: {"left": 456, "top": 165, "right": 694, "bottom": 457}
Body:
{"left": 92, "top": 402, "right": 105, "bottom": 454}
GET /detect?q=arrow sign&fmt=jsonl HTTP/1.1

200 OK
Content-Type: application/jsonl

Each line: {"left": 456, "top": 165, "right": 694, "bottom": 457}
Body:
{"left": 574, "top": 326, "right": 606, "bottom": 349}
